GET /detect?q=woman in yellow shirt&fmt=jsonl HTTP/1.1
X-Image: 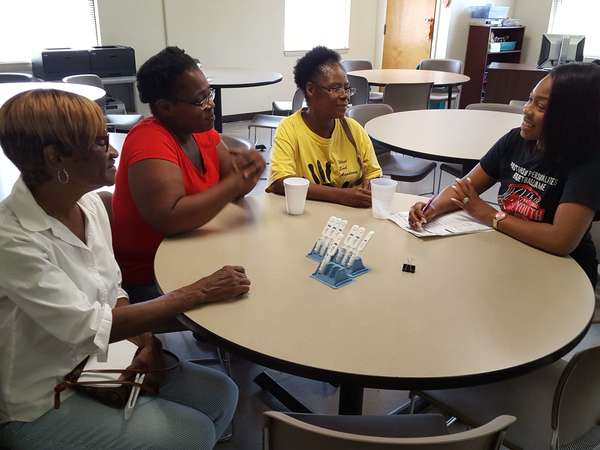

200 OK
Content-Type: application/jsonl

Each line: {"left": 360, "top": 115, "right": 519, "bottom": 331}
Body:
{"left": 267, "top": 46, "right": 382, "bottom": 208}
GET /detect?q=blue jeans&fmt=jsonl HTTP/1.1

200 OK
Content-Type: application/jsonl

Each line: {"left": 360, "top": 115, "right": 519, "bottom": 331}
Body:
{"left": 0, "top": 359, "right": 238, "bottom": 450}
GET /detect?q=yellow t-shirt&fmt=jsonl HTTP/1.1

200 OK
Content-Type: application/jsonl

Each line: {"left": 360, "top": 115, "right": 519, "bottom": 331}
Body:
{"left": 267, "top": 111, "right": 382, "bottom": 188}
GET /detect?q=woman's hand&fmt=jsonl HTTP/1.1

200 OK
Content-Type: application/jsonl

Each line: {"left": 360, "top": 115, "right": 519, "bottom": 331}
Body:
{"left": 122, "top": 333, "right": 165, "bottom": 395}
{"left": 184, "top": 265, "right": 251, "bottom": 306}
{"left": 229, "top": 150, "right": 266, "bottom": 197}
{"left": 408, "top": 201, "right": 437, "bottom": 229}
{"left": 449, "top": 177, "right": 496, "bottom": 225}
{"left": 341, "top": 186, "right": 372, "bottom": 208}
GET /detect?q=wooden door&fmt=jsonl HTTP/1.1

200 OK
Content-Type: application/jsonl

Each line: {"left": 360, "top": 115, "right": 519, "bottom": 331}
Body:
{"left": 383, "top": 0, "right": 437, "bottom": 69}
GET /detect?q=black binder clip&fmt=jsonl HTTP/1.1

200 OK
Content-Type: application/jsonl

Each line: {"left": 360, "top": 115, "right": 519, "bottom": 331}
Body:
{"left": 402, "top": 258, "right": 416, "bottom": 274}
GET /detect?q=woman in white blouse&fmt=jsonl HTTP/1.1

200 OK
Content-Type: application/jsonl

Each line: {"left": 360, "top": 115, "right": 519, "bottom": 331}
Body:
{"left": 0, "top": 90, "right": 248, "bottom": 449}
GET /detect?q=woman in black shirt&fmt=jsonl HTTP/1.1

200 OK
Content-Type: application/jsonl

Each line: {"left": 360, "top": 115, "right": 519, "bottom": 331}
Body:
{"left": 409, "top": 63, "right": 600, "bottom": 286}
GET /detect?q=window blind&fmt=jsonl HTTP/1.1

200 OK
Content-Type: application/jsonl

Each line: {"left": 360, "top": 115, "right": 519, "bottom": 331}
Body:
{"left": 0, "top": 0, "right": 100, "bottom": 63}
{"left": 549, "top": 0, "right": 600, "bottom": 59}
{"left": 284, "top": 0, "right": 351, "bottom": 52}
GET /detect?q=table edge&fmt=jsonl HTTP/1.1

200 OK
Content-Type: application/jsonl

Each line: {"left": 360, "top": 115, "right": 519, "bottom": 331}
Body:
{"left": 177, "top": 311, "right": 591, "bottom": 390}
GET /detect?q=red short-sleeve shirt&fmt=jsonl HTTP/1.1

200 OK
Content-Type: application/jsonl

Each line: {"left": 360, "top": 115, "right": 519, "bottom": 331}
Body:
{"left": 112, "top": 118, "right": 221, "bottom": 286}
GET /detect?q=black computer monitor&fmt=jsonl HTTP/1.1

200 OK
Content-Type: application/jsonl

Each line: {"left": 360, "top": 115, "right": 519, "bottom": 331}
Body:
{"left": 538, "top": 34, "right": 585, "bottom": 69}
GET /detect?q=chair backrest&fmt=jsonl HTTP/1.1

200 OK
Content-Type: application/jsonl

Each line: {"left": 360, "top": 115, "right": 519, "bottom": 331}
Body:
{"left": 347, "top": 74, "right": 369, "bottom": 106}
{"left": 0, "top": 72, "right": 33, "bottom": 83}
{"left": 383, "top": 83, "right": 433, "bottom": 112}
{"left": 418, "top": 59, "right": 463, "bottom": 74}
{"left": 220, "top": 134, "right": 253, "bottom": 152}
{"left": 62, "top": 74, "right": 104, "bottom": 89}
{"left": 347, "top": 103, "right": 394, "bottom": 127}
{"left": 292, "top": 88, "right": 305, "bottom": 113}
{"left": 508, "top": 100, "right": 526, "bottom": 108}
{"left": 341, "top": 60, "right": 373, "bottom": 73}
{"left": 553, "top": 345, "right": 600, "bottom": 447}
{"left": 264, "top": 411, "right": 515, "bottom": 450}
{"left": 590, "top": 223, "right": 600, "bottom": 278}
{"left": 466, "top": 103, "right": 522, "bottom": 114}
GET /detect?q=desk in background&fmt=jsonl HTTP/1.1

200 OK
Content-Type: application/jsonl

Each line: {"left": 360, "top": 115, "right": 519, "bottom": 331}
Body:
{"left": 484, "top": 63, "right": 547, "bottom": 104}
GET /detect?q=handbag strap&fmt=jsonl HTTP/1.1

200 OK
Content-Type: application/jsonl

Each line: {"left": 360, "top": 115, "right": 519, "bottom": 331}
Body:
{"left": 339, "top": 117, "right": 365, "bottom": 185}
{"left": 54, "top": 349, "right": 180, "bottom": 409}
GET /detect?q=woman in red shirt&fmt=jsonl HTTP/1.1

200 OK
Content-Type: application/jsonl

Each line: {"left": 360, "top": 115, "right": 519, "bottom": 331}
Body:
{"left": 112, "top": 47, "right": 265, "bottom": 301}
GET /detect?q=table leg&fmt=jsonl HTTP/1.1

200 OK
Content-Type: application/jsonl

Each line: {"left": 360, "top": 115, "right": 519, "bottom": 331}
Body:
{"left": 214, "top": 87, "right": 223, "bottom": 133}
{"left": 254, "top": 371, "right": 312, "bottom": 413}
{"left": 447, "top": 86, "right": 453, "bottom": 109}
{"left": 338, "top": 382, "right": 364, "bottom": 415}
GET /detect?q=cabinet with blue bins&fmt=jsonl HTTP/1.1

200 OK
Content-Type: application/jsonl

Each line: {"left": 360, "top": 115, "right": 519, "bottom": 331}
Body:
{"left": 307, "top": 247, "right": 369, "bottom": 289}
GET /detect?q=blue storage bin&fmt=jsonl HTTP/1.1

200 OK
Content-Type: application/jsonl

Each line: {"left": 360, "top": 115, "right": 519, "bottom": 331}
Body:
{"left": 501, "top": 41, "right": 517, "bottom": 51}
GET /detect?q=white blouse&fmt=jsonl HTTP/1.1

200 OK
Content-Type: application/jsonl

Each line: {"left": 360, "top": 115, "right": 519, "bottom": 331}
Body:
{"left": 0, "top": 178, "right": 128, "bottom": 423}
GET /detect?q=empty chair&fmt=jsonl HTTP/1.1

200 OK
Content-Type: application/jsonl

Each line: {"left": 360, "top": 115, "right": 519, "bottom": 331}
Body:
{"left": 340, "top": 60, "right": 383, "bottom": 103}
{"left": 418, "top": 59, "right": 463, "bottom": 109}
{"left": 249, "top": 89, "right": 305, "bottom": 143}
{"left": 465, "top": 102, "right": 522, "bottom": 114}
{"left": 0, "top": 73, "right": 33, "bottom": 83}
{"left": 413, "top": 345, "right": 600, "bottom": 450}
{"left": 382, "top": 83, "right": 433, "bottom": 112}
{"left": 272, "top": 88, "right": 306, "bottom": 116}
{"left": 62, "top": 74, "right": 142, "bottom": 132}
{"left": 346, "top": 103, "right": 393, "bottom": 127}
{"left": 347, "top": 74, "right": 369, "bottom": 106}
{"left": 340, "top": 60, "right": 373, "bottom": 73}
{"left": 263, "top": 411, "right": 514, "bottom": 450}
{"left": 347, "top": 103, "right": 437, "bottom": 193}
{"left": 220, "top": 134, "right": 253, "bottom": 152}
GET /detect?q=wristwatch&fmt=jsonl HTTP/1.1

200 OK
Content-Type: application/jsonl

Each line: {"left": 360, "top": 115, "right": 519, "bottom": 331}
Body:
{"left": 492, "top": 211, "right": 507, "bottom": 229}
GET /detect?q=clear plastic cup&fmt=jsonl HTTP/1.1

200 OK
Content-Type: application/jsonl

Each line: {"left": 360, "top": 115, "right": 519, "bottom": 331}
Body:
{"left": 283, "top": 177, "right": 310, "bottom": 215}
{"left": 370, "top": 178, "right": 398, "bottom": 219}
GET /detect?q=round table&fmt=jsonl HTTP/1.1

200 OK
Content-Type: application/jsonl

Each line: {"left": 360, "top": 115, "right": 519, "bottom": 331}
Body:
{"left": 0, "top": 82, "right": 106, "bottom": 108}
{"left": 366, "top": 109, "right": 523, "bottom": 176}
{"left": 155, "top": 194, "right": 593, "bottom": 414}
{"left": 201, "top": 67, "right": 283, "bottom": 133}
{"left": 347, "top": 69, "right": 470, "bottom": 108}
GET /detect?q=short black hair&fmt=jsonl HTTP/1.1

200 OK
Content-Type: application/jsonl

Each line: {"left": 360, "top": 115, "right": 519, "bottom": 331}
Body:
{"left": 542, "top": 63, "right": 600, "bottom": 165}
{"left": 136, "top": 46, "right": 198, "bottom": 106}
{"left": 293, "top": 46, "right": 341, "bottom": 93}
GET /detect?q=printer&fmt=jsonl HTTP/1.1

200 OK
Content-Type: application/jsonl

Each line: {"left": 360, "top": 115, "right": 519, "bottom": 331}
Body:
{"left": 32, "top": 46, "right": 136, "bottom": 80}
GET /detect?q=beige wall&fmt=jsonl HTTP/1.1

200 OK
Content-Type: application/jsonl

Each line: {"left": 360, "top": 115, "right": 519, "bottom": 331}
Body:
{"left": 97, "top": 0, "right": 380, "bottom": 116}
{"left": 440, "top": 0, "right": 515, "bottom": 62}
{"left": 512, "top": 0, "right": 553, "bottom": 66}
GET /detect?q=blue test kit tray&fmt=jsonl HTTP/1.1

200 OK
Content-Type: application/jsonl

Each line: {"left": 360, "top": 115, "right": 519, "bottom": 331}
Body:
{"left": 307, "top": 247, "right": 369, "bottom": 289}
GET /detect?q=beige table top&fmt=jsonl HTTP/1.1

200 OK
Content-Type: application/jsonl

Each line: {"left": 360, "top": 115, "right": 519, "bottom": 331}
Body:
{"left": 347, "top": 69, "right": 470, "bottom": 88}
{"left": 0, "top": 82, "right": 105, "bottom": 107}
{"left": 155, "top": 194, "right": 593, "bottom": 388}
{"left": 366, "top": 109, "right": 523, "bottom": 165}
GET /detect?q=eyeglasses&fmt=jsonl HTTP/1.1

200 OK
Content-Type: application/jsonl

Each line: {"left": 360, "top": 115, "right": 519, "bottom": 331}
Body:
{"left": 95, "top": 132, "right": 109, "bottom": 152}
{"left": 175, "top": 88, "right": 216, "bottom": 110}
{"left": 318, "top": 85, "right": 357, "bottom": 97}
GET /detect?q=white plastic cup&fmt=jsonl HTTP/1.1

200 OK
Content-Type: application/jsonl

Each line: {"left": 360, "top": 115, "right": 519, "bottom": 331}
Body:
{"left": 283, "top": 177, "right": 310, "bottom": 215}
{"left": 370, "top": 178, "right": 398, "bottom": 219}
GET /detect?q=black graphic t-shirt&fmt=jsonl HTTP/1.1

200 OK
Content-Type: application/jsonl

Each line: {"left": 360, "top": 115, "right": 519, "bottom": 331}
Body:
{"left": 480, "top": 128, "right": 600, "bottom": 285}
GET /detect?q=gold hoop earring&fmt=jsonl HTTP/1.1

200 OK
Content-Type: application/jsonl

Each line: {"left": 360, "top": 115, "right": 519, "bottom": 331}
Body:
{"left": 57, "top": 168, "right": 70, "bottom": 184}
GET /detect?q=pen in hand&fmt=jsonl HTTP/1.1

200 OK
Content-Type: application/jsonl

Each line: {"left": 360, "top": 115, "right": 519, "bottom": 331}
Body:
{"left": 418, "top": 196, "right": 435, "bottom": 230}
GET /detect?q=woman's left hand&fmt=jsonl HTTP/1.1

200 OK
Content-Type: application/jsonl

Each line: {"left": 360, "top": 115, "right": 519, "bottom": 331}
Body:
{"left": 449, "top": 177, "right": 496, "bottom": 226}
{"left": 122, "top": 333, "right": 165, "bottom": 395}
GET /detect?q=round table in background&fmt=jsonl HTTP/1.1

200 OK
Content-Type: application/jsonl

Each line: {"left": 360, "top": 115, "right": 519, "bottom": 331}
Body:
{"left": 155, "top": 194, "right": 593, "bottom": 414}
{"left": 0, "top": 82, "right": 106, "bottom": 108}
{"left": 201, "top": 68, "right": 283, "bottom": 133}
{"left": 347, "top": 69, "right": 470, "bottom": 108}
{"left": 366, "top": 109, "right": 523, "bottom": 176}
